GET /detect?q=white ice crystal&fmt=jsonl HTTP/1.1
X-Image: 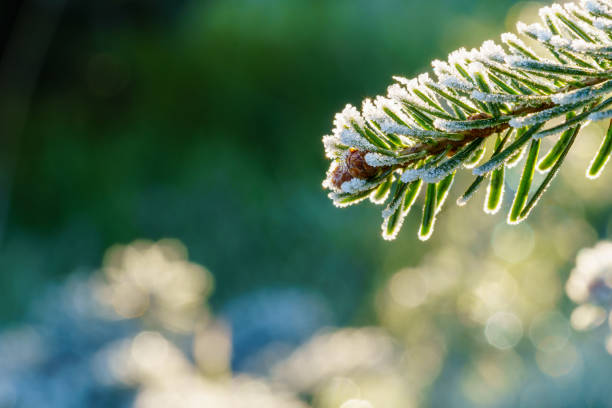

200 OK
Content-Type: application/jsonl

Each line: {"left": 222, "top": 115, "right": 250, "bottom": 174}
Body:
{"left": 381, "top": 197, "right": 403, "bottom": 219}
{"left": 381, "top": 189, "right": 409, "bottom": 240}
{"left": 337, "top": 128, "right": 376, "bottom": 150}
{"left": 479, "top": 40, "right": 506, "bottom": 63}
{"left": 333, "top": 104, "right": 365, "bottom": 130}
{"left": 417, "top": 72, "right": 434, "bottom": 86}
{"left": 434, "top": 117, "right": 498, "bottom": 132}
{"left": 583, "top": 0, "right": 612, "bottom": 15}
{"left": 366, "top": 96, "right": 449, "bottom": 141}
{"left": 431, "top": 59, "right": 453, "bottom": 79}
{"left": 400, "top": 168, "right": 423, "bottom": 183}
{"left": 595, "top": 17, "right": 612, "bottom": 30}
{"left": 333, "top": 105, "right": 376, "bottom": 149}
{"left": 322, "top": 135, "right": 343, "bottom": 159}
{"left": 387, "top": 83, "right": 414, "bottom": 102}
{"left": 363, "top": 96, "right": 416, "bottom": 137}
{"left": 549, "top": 35, "right": 571, "bottom": 48}
{"left": 362, "top": 98, "right": 389, "bottom": 128}
{"left": 467, "top": 61, "right": 486, "bottom": 76}
{"left": 439, "top": 75, "right": 474, "bottom": 91}
{"left": 447, "top": 48, "right": 479, "bottom": 66}
{"left": 341, "top": 178, "right": 367, "bottom": 194}
{"left": 392, "top": 75, "right": 418, "bottom": 89}
{"left": 541, "top": 3, "right": 568, "bottom": 19}
{"left": 501, "top": 32, "right": 530, "bottom": 49}
{"left": 504, "top": 55, "right": 538, "bottom": 70}
{"left": 388, "top": 82, "right": 441, "bottom": 114}
{"left": 420, "top": 166, "right": 453, "bottom": 184}
{"left": 421, "top": 141, "right": 482, "bottom": 183}
{"left": 381, "top": 210, "right": 406, "bottom": 241}
{"left": 517, "top": 22, "right": 552, "bottom": 41}
{"left": 370, "top": 181, "right": 392, "bottom": 205}
{"left": 509, "top": 110, "right": 549, "bottom": 128}
{"left": 471, "top": 90, "right": 535, "bottom": 103}
{"left": 500, "top": 32, "right": 520, "bottom": 45}
{"left": 538, "top": 5, "right": 554, "bottom": 19}
{"left": 564, "top": 2, "right": 582, "bottom": 14}
{"left": 552, "top": 81, "right": 612, "bottom": 106}
{"left": 588, "top": 109, "right": 612, "bottom": 121}
{"left": 328, "top": 191, "right": 369, "bottom": 208}
{"left": 365, "top": 152, "right": 398, "bottom": 167}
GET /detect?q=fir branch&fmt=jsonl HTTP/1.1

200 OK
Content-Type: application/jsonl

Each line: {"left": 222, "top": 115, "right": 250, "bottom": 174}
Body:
{"left": 322, "top": 0, "right": 612, "bottom": 241}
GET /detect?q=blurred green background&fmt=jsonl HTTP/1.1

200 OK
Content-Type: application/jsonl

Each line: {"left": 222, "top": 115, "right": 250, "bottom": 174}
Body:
{"left": 0, "top": 0, "right": 529, "bottom": 322}
{"left": 3, "top": 0, "right": 612, "bottom": 407}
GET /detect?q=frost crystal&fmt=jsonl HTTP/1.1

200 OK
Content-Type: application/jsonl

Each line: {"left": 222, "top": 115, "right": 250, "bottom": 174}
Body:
{"left": 341, "top": 178, "right": 367, "bottom": 194}
{"left": 365, "top": 152, "right": 398, "bottom": 167}
{"left": 422, "top": 140, "right": 482, "bottom": 183}
{"left": 500, "top": 32, "right": 532, "bottom": 51}
{"left": 392, "top": 75, "right": 417, "bottom": 88}
{"left": 550, "top": 35, "right": 571, "bottom": 48}
{"left": 447, "top": 48, "right": 479, "bottom": 67}
{"left": 417, "top": 73, "right": 434, "bottom": 86}
{"left": 583, "top": 0, "right": 612, "bottom": 15}
{"left": 517, "top": 22, "right": 552, "bottom": 41}
{"left": 381, "top": 212, "right": 407, "bottom": 240}
{"left": 334, "top": 104, "right": 365, "bottom": 130}
{"left": 467, "top": 62, "right": 486, "bottom": 76}
{"left": 510, "top": 106, "right": 560, "bottom": 128}
{"left": 387, "top": 84, "right": 412, "bottom": 101}
{"left": 480, "top": 40, "right": 506, "bottom": 63}
{"left": 500, "top": 32, "right": 519, "bottom": 44}
{"left": 552, "top": 81, "right": 612, "bottom": 105}
{"left": 471, "top": 91, "right": 541, "bottom": 104}
{"left": 364, "top": 97, "right": 415, "bottom": 137}
{"left": 400, "top": 168, "right": 423, "bottom": 183}
{"left": 595, "top": 17, "right": 612, "bottom": 30}
{"left": 328, "top": 192, "right": 368, "bottom": 208}
{"left": 504, "top": 55, "right": 537, "bottom": 70}
{"left": 434, "top": 117, "right": 499, "bottom": 132}
{"left": 381, "top": 198, "right": 402, "bottom": 220}
{"left": 338, "top": 128, "right": 376, "bottom": 150}
{"left": 322, "top": 135, "right": 344, "bottom": 159}
{"left": 439, "top": 75, "right": 474, "bottom": 91}
{"left": 431, "top": 59, "right": 453, "bottom": 79}
{"left": 420, "top": 166, "right": 451, "bottom": 184}
{"left": 589, "top": 109, "right": 612, "bottom": 121}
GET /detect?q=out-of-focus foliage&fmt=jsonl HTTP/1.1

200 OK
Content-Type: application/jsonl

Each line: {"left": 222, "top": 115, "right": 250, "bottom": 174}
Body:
{"left": 4, "top": 0, "right": 612, "bottom": 407}
{"left": 566, "top": 241, "right": 612, "bottom": 339}
{"left": 3, "top": 237, "right": 612, "bottom": 408}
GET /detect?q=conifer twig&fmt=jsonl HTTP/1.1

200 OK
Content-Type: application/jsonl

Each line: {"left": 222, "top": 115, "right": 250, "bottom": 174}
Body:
{"left": 322, "top": 0, "right": 612, "bottom": 241}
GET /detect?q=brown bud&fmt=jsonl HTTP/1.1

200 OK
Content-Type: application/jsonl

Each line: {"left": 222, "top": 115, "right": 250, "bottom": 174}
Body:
{"left": 346, "top": 149, "right": 378, "bottom": 179}
{"left": 330, "top": 166, "right": 353, "bottom": 189}
{"left": 468, "top": 112, "right": 493, "bottom": 121}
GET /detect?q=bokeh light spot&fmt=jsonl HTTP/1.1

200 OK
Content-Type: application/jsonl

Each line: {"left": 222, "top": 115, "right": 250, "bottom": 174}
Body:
{"left": 529, "top": 311, "right": 569, "bottom": 352}
{"left": 485, "top": 312, "right": 523, "bottom": 350}
{"left": 492, "top": 223, "right": 535, "bottom": 263}
{"left": 388, "top": 268, "right": 427, "bottom": 308}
